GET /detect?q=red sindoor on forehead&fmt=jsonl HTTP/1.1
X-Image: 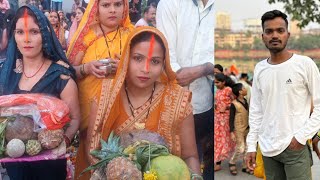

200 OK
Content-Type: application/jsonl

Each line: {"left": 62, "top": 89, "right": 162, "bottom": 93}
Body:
{"left": 24, "top": 9, "right": 29, "bottom": 42}
{"left": 145, "top": 34, "right": 155, "bottom": 71}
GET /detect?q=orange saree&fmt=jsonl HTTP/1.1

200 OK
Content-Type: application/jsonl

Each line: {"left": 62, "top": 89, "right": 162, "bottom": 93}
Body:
{"left": 68, "top": 0, "right": 133, "bottom": 179}
{"left": 84, "top": 27, "right": 194, "bottom": 176}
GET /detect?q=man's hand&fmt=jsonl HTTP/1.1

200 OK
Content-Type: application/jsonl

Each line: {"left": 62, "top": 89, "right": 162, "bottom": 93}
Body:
{"left": 312, "top": 137, "right": 320, "bottom": 159}
{"left": 245, "top": 152, "right": 256, "bottom": 171}
{"left": 288, "top": 137, "right": 304, "bottom": 151}
{"left": 176, "top": 67, "right": 201, "bottom": 86}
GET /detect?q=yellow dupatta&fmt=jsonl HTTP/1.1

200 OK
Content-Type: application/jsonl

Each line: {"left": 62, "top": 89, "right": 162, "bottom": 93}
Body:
{"left": 87, "top": 27, "right": 193, "bottom": 165}
{"left": 66, "top": 0, "right": 134, "bottom": 132}
{"left": 67, "top": 0, "right": 133, "bottom": 63}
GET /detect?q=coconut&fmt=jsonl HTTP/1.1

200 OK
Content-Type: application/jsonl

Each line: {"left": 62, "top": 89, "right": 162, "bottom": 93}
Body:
{"left": 5, "top": 115, "right": 36, "bottom": 142}
{"left": 38, "top": 129, "right": 64, "bottom": 149}
{"left": 147, "top": 155, "right": 190, "bottom": 180}
{"left": 119, "top": 130, "right": 168, "bottom": 148}
{"left": 6, "top": 139, "right": 25, "bottom": 158}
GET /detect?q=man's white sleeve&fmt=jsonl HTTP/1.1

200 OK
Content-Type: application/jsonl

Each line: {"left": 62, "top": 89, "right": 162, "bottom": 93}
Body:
{"left": 156, "top": 0, "right": 181, "bottom": 72}
{"left": 246, "top": 70, "right": 263, "bottom": 152}
{"left": 295, "top": 59, "right": 320, "bottom": 145}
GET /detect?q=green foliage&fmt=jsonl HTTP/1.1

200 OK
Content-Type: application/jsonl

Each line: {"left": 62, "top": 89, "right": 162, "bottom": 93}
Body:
{"left": 252, "top": 36, "right": 265, "bottom": 50}
{"left": 80, "top": 132, "right": 125, "bottom": 176}
{"left": 268, "top": 0, "right": 320, "bottom": 28}
{"left": 134, "top": 143, "right": 170, "bottom": 170}
{"left": 287, "top": 34, "right": 320, "bottom": 51}
{"left": 0, "top": 117, "right": 12, "bottom": 157}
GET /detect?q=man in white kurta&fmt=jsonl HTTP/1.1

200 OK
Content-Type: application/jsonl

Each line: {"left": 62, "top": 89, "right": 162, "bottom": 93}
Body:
{"left": 156, "top": 0, "right": 214, "bottom": 178}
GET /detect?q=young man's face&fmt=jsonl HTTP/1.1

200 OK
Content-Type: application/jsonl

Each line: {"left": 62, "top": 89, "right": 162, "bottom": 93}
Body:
{"left": 262, "top": 17, "right": 290, "bottom": 54}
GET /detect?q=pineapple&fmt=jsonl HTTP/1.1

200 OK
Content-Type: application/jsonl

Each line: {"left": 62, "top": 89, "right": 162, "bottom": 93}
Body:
{"left": 82, "top": 132, "right": 141, "bottom": 179}
{"left": 106, "top": 156, "right": 142, "bottom": 180}
{"left": 26, "top": 140, "right": 42, "bottom": 156}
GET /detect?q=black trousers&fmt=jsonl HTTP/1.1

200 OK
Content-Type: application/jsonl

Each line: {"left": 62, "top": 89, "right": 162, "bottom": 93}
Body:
{"left": 4, "top": 159, "right": 67, "bottom": 180}
{"left": 194, "top": 108, "right": 213, "bottom": 180}
{"left": 194, "top": 108, "right": 213, "bottom": 158}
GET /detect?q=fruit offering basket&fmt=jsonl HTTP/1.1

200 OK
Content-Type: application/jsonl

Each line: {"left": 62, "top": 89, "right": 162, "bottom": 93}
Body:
{"left": 0, "top": 94, "right": 71, "bottom": 162}
{"left": 83, "top": 130, "right": 192, "bottom": 180}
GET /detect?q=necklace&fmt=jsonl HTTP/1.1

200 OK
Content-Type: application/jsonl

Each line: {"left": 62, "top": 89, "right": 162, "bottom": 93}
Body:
{"left": 23, "top": 60, "right": 45, "bottom": 78}
{"left": 125, "top": 81, "right": 156, "bottom": 119}
{"left": 99, "top": 23, "right": 122, "bottom": 58}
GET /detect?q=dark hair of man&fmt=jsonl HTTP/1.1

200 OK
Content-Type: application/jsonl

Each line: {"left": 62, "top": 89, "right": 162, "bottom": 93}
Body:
{"left": 240, "top": 73, "right": 248, "bottom": 79}
{"left": 261, "top": 10, "right": 288, "bottom": 30}
{"left": 143, "top": 6, "right": 152, "bottom": 14}
{"left": 231, "top": 83, "right": 243, "bottom": 97}
{"left": 214, "top": 64, "right": 223, "bottom": 73}
{"left": 214, "top": 73, "right": 235, "bottom": 87}
{"left": 149, "top": 2, "right": 157, "bottom": 8}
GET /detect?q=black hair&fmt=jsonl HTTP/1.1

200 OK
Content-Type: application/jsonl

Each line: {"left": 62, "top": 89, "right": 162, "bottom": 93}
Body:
{"left": 214, "top": 73, "right": 235, "bottom": 87}
{"left": 149, "top": 2, "right": 157, "bottom": 8}
{"left": 240, "top": 73, "right": 248, "bottom": 79}
{"left": 76, "top": 7, "right": 85, "bottom": 14}
{"left": 214, "top": 64, "right": 223, "bottom": 73}
{"left": 231, "top": 83, "right": 243, "bottom": 97}
{"left": 130, "top": 31, "right": 165, "bottom": 57}
{"left": 10, "top": 7, "right": 53, "bottom": 60}
{"left": 0, "top": 9, "right": 15, "bottom": 30}
{"left": 9, "top": 7, "right": 39, "bottom": 38}
{"left": 143, "top": 5, "right": 155, "bottom": 14}
{"left": 261, "top": 10, "right": 288, "bottom": 30}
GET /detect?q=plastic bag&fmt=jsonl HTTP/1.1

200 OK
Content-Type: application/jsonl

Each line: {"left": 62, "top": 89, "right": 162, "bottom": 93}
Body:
{"left": 0, "top": 105, "right": 45, "bottom": 132}
{"left": 254, "top": 145, "right": 266, "bottom": 179}
{"left": 0, "top": 94, "right": 71, "bottom": 130}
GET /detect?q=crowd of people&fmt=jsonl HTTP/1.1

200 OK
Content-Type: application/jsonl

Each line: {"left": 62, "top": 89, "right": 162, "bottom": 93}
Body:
{"left": 0, "top": 0, "right": 214, "bottom": 180}
{"left": 213, "top": 64, "right": 253, "bottom": 176}
{"left": 214, "top": 9, "right": 320, "bottom": 180}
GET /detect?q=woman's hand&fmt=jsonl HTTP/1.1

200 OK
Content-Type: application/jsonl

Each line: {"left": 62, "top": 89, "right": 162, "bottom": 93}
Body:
{"left": 84, "top": 59, "right": 119, "bottom": 78}
{"left": 60, "top": 78, "right": 81, "bottom": 147}
{"left": 180, "top": 113, "right": 201, "bottom": 174}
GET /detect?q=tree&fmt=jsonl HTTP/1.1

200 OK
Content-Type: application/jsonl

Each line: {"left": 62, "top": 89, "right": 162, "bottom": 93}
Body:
{"left": 268, "top": 0, "right": 320, "bottom": 28}
{"left": 252, "top": 37, "right": 265, "bottom": 50}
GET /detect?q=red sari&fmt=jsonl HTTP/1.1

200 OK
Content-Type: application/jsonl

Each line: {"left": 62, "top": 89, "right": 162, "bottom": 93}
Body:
{"left": 214, "top": 86, "right": 235, "bottom": 162}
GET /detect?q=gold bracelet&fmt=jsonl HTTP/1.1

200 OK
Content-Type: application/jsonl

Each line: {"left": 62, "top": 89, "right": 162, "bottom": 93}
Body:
{"left": 80, "top": 63, "right": 87, "bottom": 77}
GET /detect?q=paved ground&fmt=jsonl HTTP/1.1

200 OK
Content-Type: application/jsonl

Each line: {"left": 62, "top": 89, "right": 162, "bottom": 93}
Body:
{"left": 214, "top": 151, "right": 320, "bottom": 180}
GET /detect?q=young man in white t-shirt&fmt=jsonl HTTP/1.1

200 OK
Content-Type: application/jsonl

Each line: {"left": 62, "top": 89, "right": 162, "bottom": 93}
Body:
{"left": 246, "top": 10, "right": 320, "bottom": 180}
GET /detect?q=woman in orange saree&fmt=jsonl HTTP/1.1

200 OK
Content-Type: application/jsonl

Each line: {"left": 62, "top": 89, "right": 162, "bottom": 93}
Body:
{"left": 67, "top": 0, "right": 133, "bottom": 179}
{"left": 85, "top": 27, "right": 201, "bottom": 178}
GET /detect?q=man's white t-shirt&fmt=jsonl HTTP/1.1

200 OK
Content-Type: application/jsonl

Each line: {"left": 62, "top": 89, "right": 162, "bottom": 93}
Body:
{"left": 135, "top": 18, "right": 149, "bottom": 27}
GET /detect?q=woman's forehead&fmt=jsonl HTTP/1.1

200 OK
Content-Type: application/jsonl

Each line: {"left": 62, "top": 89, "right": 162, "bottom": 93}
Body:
{"left": 16, "top": 16, "right": 38, "bottom": 28}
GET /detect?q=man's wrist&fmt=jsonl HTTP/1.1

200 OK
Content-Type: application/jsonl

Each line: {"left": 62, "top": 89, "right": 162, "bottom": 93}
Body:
{"left": 200, "top": 62, "right": 214, "bottom": 77}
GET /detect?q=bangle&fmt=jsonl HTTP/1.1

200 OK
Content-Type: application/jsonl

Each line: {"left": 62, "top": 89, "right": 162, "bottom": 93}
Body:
{"left": 64, "top": 134, "right": 71, "bottom": 147}
{"left": 80, "top": 63, "right": 87, "bottom": 77}
{"left": 191, "top": 173, "right": 203, "bottom": 180}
